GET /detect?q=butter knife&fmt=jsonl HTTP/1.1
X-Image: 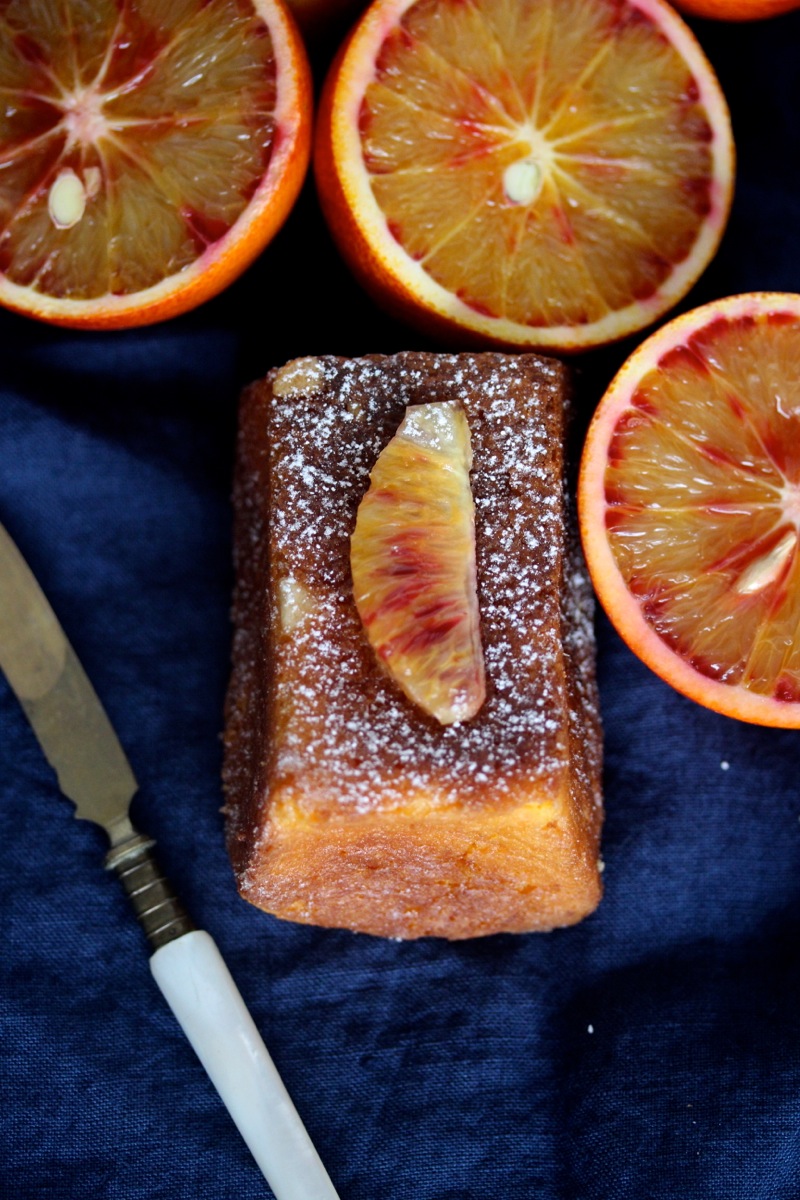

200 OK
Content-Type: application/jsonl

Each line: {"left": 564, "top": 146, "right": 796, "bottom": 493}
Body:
{"left": 0, "top": 520, "right": 340, "bottom": 1200}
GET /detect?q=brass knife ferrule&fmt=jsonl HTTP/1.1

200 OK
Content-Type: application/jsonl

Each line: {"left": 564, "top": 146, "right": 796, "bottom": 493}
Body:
{"left": 106, "top": 834, "right": 195, "bottom": 951}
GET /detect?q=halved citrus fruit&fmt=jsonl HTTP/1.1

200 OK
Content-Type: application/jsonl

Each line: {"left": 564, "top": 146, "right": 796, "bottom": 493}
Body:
{"left": 0, "top": 0, "right": 312, "bottom": 328}
{"left": 350, "top": 401, "right": 485, "bottom": 725}
{"left": 579, "top": 292, "right": 800, "bottom": 727}
{"left": 315, "top": 0, "right": 735, "bottom": 353}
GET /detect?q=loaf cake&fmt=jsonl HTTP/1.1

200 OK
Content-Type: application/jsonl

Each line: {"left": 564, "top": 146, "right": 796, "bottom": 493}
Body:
{"left": 223, "top": 352, "right": 603, "bottom": 939}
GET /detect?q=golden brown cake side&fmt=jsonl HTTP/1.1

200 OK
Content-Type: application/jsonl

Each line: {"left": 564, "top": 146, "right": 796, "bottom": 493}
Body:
{"left": 223, "top": 351, "right": 603, "bottom": 939}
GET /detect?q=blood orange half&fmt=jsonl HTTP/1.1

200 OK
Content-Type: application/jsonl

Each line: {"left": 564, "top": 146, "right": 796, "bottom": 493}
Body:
{"left": 0, "top": 0, "right": 311, "bottom": 328}
{"left": 315, "top": 0, "right": 734, "bottom": 353}
{"left": 579, "top": 292, "right": 800, "bottom": 726}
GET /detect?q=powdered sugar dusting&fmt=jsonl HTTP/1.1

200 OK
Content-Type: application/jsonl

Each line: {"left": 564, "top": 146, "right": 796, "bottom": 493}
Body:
{"left": 272, "top": 356, "right": 326, "bottom": 397}
{"left": 401, "top": 399, "right": 467, "bottom": 456}
{"left": 229, "top": 352, "right": 602, "bottom": 830}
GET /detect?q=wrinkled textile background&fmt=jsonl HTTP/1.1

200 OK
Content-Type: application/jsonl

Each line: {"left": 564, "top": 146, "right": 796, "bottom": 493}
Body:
{"left": 3, "top": 13, "right": 800, "bottom": 1200}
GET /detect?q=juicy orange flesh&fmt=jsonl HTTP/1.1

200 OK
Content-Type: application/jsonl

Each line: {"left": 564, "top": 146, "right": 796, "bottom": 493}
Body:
{"left": 360, "top": 0, "right": 715, "bottom": 327}
{"left": 0, "top": 0, "right": 277, "bottom": 299}
{"left": 604, "top": 311, "right": 800, "bottom": 701}
{"left": 350, "top": 401, "right": 486, "bottom": 725}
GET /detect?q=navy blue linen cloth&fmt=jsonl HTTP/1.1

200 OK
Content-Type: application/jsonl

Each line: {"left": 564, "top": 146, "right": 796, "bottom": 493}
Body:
{"left": 3, "top": 13, "right": 800, "bottom": 1200}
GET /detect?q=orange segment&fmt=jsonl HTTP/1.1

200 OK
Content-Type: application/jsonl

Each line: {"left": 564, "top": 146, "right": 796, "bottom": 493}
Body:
{"left": 315, "top": 0, "right": 734, "bottom": 352}
{"left": 0, "top": 0, "right": 311, "bottom": 327}
{"left": 579, "top": 292, "right": 800, "bottom": 726}
{"left": 350, "top": 401, "right": 486, "bottom": 726}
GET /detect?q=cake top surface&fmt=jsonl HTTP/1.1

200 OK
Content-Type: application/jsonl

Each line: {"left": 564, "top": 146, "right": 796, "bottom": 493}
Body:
{"left": 238, "top": 351, "right": 598, "bottom": 816}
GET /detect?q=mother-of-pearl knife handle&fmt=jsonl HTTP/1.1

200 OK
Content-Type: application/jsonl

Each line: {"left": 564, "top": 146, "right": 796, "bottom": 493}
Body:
{"left": 106, "top": 837, "right": 341, "bottom": 1200}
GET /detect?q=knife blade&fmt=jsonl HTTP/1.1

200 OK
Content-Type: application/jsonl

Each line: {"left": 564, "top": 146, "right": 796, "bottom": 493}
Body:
{"left": 0, "top": 521, "right": 139, "bottom": 845}
{"left": 0, "top": 520, "right": 340, "bottom": 1200}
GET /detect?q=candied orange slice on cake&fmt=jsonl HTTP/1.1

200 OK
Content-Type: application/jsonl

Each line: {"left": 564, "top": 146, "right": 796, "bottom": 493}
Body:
{"left": 579, "top": 292, "right": 800, "bottom": 727}
{"left": 315, "top": 0, "right": 734, "bottom": 352}
{"left": 0, "top": 0, "right": 311, "bottom": 328}
{"left": 351, "top": 401, "right": 485, "bottom": 725}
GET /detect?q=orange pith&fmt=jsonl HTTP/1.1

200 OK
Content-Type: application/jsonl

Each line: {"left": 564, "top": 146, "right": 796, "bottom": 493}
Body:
{"left": 350, "top": 401, "right": 485, "bottom": 726}
{"left": 315, "top": 0, "right": 734, "bottom": 352}
{"left": 579, "top": 292, "right": 800, "bottom": 727}
{"left": 0, "top": 0, "right": 311, "bottom": 327}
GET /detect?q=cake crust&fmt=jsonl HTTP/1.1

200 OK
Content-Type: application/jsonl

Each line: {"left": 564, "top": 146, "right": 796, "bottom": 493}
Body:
{"left": 224, "top": 352, "right": 603, "bottom": 939}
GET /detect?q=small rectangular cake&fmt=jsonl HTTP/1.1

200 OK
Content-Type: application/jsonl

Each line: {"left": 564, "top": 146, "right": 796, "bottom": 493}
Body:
{"left": 223, "top": 352, "right": 603, "bottom": 939}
